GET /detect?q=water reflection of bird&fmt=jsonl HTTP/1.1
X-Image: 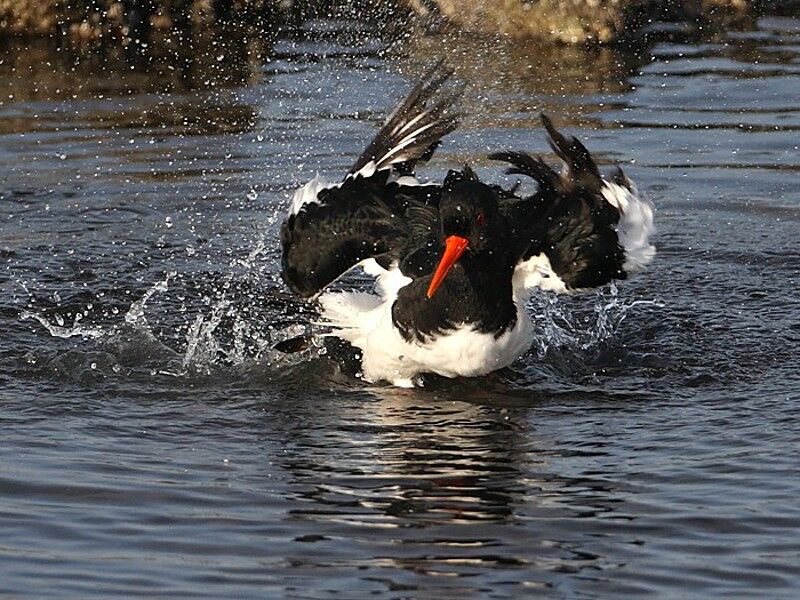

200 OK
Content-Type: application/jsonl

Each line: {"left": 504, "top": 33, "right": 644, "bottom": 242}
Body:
{"left": 280, "top": 61, "right": 655, "bottom": 387}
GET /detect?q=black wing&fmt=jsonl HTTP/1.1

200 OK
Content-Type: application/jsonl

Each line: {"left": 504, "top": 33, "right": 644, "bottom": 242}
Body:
{"left": 281, "top": 175, "right": 440, "bottom": 297}
{"left": 281, "top": 61, "right": 461, "bottom": 298}
{"left": 491, "top": 114, "right": 655, "bottom": 292}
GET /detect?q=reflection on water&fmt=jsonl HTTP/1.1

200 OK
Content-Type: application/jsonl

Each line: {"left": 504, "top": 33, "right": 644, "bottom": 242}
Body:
{"left": 1, "top": 14, "right": 800, "bottom": 600}
{"left": 410, "top": 29, "right": 649, "bottom": 102}
{"left": 258, "top": 387, "right": 633, "bottom": 589}
{"left": 0, "top": 25, "right": 273, "bottom": 102}
{"left": 286, "top": 393, "right": 528, "bottom": 524}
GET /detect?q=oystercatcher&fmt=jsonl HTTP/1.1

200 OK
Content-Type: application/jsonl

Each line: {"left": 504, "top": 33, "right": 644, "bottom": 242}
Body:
{"left": 280, "top": 62, "right": 655, "bottom": 387}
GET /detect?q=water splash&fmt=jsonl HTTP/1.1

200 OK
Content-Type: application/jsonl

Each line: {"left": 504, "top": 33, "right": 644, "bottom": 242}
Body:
{"left": 19, "top": 310, "right": 107, "bottom": 341}
{"left": 173, "top": 238, "right": 272, "bottom": 374}
{"left": 19, "top": 238, "right": 661, "bottom": 382}
{"left": 125, "top": 273, "right": 174, "bottom": 331}
{"left": 18, "top": 238, "right": 322, "bottom": 380}
{"left": 530, "top": 283, "right": 664, "bottom": 358}
{"left": 21, "top": 272, "right": 175, "bottom": 343}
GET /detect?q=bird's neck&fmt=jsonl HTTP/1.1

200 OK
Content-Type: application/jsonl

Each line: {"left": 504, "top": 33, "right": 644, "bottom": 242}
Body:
{"left": 392, "top": 250, "right": 517, "bottom": 342}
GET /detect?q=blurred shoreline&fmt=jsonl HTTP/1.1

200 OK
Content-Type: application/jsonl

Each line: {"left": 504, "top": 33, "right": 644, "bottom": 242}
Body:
{"left": 1, "top": 0, "right": 798, "bottom": 47}
{"left": 0, "top": 15, "right": 650, "bottom": 108}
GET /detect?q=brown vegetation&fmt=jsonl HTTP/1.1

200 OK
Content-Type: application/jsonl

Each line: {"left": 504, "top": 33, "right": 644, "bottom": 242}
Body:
{"left": 401, "top": 0, "right": 777, "bottom": 44}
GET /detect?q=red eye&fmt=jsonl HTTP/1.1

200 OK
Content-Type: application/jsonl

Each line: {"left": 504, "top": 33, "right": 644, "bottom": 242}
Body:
{"left": 476, "top": 212, "right": 486, "bottom": 227}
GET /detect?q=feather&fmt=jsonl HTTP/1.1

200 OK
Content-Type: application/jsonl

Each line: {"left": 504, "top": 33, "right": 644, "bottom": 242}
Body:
{"left": 351, "top": 59, "right": 462, "bottom": 175}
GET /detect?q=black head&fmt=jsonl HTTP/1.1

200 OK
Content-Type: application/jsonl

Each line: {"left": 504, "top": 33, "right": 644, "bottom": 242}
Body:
{"left": 427, "top": 168, "right": 502, "bottom": 298}
{"left": 438, "top": 168, "right": 501, "bottom": 254}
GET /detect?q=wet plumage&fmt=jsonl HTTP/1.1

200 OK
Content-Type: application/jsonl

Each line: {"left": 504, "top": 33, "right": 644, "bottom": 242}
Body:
{"left": 280, "top": 62, "right": 655, "bottom": 386}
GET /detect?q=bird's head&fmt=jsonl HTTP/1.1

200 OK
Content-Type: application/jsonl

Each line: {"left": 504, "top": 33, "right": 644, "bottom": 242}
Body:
{"left": 427, "top": 168, "right": 501, "bottom": 299}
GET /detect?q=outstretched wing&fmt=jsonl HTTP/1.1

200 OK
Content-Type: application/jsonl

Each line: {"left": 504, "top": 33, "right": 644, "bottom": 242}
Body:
{"left": 351, "top": 60, "right": 462, "bottom": 175}
{"left": 491, "top": 114, "right": 655, "bottom": 294}
{"left": 281, "top": 62, "right": 461, "bottom": 298}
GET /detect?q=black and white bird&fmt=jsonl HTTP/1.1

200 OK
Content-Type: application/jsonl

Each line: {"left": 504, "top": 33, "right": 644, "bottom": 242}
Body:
{"left": 280, "top": 62, "right": 655, "bottom": 387}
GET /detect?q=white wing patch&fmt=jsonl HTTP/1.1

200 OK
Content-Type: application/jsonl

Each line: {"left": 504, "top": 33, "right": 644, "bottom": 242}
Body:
{"left": 513, "top": 176, "right": 655, "bottom": 297}
{"left": 372, "top": 103, "right": 456, "bottom": 173}
{"left": 288, "top": 160, "right": 437, "bottom": 218}
{"left": 601, "top": 180, "right": 656, "bottom": 273}
{"left": 287, "top": 162, "right": 377, "bottom": 217}
{"left": 288, "top": 174, "right": 334, "bottom": 216}
{"left": 512, "top": 253, "right": 568, "bottom": 299}
{"left": 377, "top": 120, "right": 438, "bottom": 167}
{"left": 353, "top": 161, "right": 377, "bottom": 179}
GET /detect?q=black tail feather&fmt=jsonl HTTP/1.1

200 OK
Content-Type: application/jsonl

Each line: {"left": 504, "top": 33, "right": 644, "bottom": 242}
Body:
{"left": 350, "top": 59, "right": 462, "bottom": 175}
{"left": 611, "top": 166, "right": 633, "bottom": 191}
{"left": 488, "top": 150, "right": 558, "bottom": 192}
{"left": 540, "top": 114, "right": 602, "bottom": 191}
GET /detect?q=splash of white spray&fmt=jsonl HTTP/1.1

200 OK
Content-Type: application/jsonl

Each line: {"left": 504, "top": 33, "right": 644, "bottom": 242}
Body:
{"left": 530, "top": 283, "right": 664, "bottom": 357}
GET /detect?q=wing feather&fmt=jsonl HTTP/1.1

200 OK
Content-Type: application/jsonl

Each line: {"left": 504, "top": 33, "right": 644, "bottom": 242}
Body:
{"left": 351, "top": 60, "right": 462, "bottom": 175}
{"left": 282, "top": 61, "right": 460, "bottom": 298}
{"left": 493, "top": 115, "right": 655, "bottom": 294}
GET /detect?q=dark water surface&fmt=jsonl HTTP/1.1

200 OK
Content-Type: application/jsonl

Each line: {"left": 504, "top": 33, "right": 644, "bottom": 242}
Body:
{"left": 2, "top": 17, "right": 800, "bottom": 598}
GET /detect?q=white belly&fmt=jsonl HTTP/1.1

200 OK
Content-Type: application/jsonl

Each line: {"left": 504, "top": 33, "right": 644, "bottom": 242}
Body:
{"left": 318, "top": 265, "right": 532, "bottom": 387}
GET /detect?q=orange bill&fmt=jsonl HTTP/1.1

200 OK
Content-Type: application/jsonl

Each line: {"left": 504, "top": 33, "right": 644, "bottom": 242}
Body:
{"left": 426, "top": 235, "right": 469, "bottom": 299}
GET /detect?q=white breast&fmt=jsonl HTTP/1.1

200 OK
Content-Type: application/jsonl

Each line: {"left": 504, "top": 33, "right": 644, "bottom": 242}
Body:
{"left": 318, "top": 263, "right": 533, "bottom": 387}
